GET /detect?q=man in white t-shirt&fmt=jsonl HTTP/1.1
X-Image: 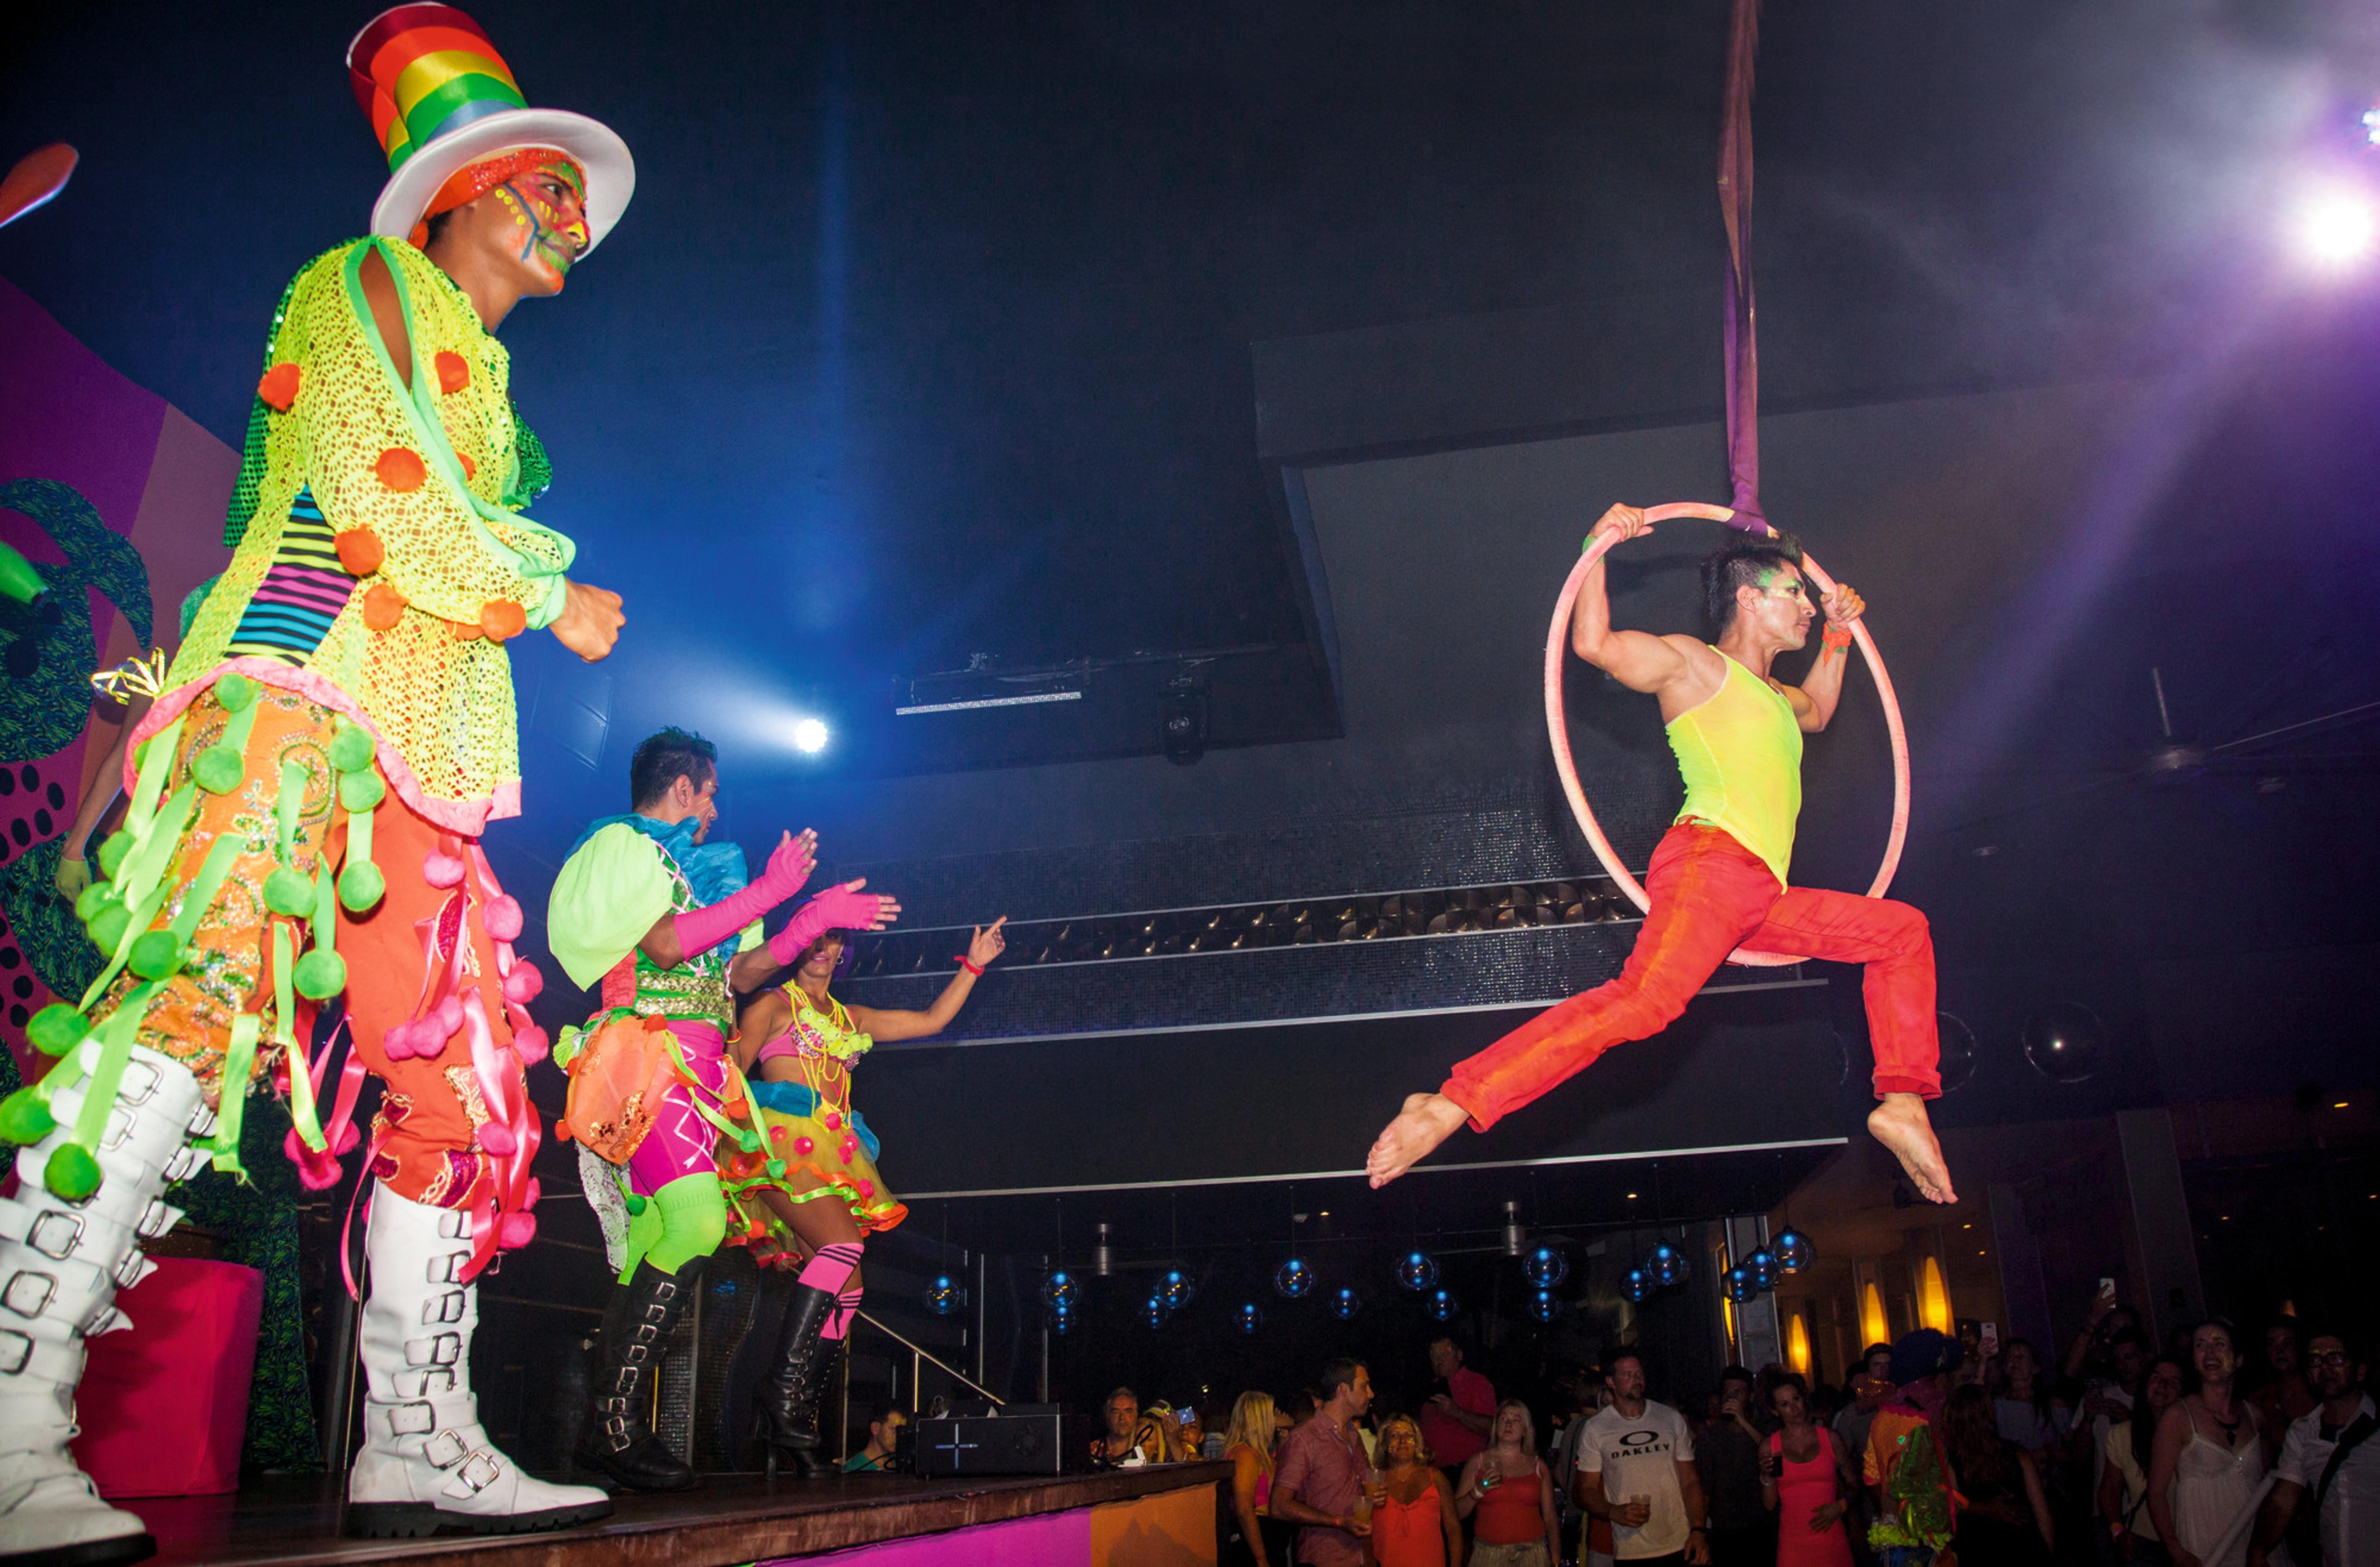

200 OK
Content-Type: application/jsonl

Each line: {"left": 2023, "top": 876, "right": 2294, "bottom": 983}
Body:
{"left": 1575, "top": 1349, "right": 1711, "bottom": 1567}
{"left": 2253, "top": 1330, "right": 2379, "bottom": 1567}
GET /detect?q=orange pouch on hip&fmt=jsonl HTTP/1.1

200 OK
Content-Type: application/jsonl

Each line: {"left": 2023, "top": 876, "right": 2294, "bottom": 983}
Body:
{"left": 556, "top": 1013, "right": 678, "bottom": 1165}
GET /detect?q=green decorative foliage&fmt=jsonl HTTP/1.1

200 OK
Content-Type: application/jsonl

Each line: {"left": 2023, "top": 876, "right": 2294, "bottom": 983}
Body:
{"left": 25, "top": 1002, "right": 87, "bottom": 1057}
{"left": 0, "top": 1088, "right": 58, "bottom": 1144}
{"left": 127, "top": 929, "right": 185, "bottom": 981}
{"left": 328, "top": 724, "right": 375, "bottom": 774}
{"left": 43, "top": 1143, "right": 102, "bottom": 1201}
{"left": 95, "top": 829, "right": 134, "bottom": 879}
{"left": 337, "top": 770, "right": 385, "bottom": 812}
{"left": 74, "top": 879, "right": 114, "bottom": 922}
{"left": 337, "top": 861, "right": 386, "bottom": 913}
{"left": 214, "top": 672, "right": 256, "bottom": 712}
{"left": 263, "top": 866, "right": 317, "bottom": 918}
{"left": 192, "top": 744, "right": 247, "bottom": 794}
{"left": 624, "top": 1193, "right": 649, "bottom": 1217}
{"left": 86, "top": 902, "right": 132, "bottom": 953}
{"left": 292, "top": 949, "right": 348, "bottom": 1001}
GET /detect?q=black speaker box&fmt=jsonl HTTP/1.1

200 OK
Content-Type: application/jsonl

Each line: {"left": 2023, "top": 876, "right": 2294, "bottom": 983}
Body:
{"left": 911, "top": 1404, "right": 1075, "bottom": 1477}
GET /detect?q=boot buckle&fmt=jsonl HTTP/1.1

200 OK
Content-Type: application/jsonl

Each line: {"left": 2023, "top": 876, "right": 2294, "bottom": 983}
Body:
{"left": 1, "top": 1271, "right": 57, "bottom": 1319}
{"left": 456, "top": 1451, "right": 503, "bottom": 1492}
{"left": 390, "top": 1401, "right": 436, "bottom": 1436}
{"left": 424, "top": 1429, "right": 468, "bottom": 1468}
{"left": 418, "top": 1289, "right": 465, "bottom": 1326}
{"left": 27, "top": 1212, "right": 83, "bottom": 1260}
{"left": 0, "top": 1329, "right": 30, "bottom": 1374}
{"left": 426, "top": 1250, "right": 467, "bottom": 1284}
{"left": 395, "top": 1366, "right": 458, "bottom": 1399}
{"left": 116, "top": 1059, "right": 162, "bottom": 1105}
{"left": 405, "top": 1331, "right": 462, "bottom": 1367}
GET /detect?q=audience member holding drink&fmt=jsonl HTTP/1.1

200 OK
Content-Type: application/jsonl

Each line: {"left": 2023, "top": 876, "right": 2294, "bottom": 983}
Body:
{"left": 1455, "top": 1400, "right": 1563, "bottom": 1567}
{"left": 1368, "top": 1414, "right": 1464, "bottom": 1567}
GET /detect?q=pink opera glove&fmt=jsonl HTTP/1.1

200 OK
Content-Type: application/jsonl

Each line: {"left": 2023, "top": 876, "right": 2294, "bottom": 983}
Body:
{"left": 766, "top": 881, "right": 888, "bottom": 966}
{"left": 671, "top": 831, "right": 817, "bottom": 958}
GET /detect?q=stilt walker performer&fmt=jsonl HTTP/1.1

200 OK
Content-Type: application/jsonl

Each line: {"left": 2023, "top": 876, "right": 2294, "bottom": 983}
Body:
{"left": 1366, "top": 507, "right": 1956, "bottom": 1204}
{"left": 546, "top": 730, "right": 896, "bottom": 1491}
{"left": 0, "top": 5, "right": 634, "bottom": 1554}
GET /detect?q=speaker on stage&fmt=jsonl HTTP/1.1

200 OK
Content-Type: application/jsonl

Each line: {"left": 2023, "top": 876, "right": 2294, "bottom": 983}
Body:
{"left": 911, "top": 1403, "right": 1078, "bottom": 1477}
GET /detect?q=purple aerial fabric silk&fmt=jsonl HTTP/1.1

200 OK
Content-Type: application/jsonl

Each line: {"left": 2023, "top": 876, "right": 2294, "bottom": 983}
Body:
{"left": 1719, "top": 0, "right": 1765, "bottom": 529}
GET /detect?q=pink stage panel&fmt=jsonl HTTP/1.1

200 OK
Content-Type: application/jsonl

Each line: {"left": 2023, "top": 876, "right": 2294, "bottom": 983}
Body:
{"left": 72, "top": 1256, "right": 264, "bottom": 1498}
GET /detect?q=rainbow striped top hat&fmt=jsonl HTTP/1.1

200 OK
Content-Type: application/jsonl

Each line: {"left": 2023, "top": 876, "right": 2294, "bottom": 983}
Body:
{"left": 348, "top": 3, "right": 633, "bottom": 254}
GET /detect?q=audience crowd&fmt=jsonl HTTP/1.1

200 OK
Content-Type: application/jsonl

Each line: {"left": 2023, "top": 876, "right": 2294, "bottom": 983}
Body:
{"left": 1075, "top": 1304, "right": 2377, "bottom": 1567}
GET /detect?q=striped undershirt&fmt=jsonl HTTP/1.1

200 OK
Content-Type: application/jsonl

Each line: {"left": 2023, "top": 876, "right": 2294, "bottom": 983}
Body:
{"left": 223, "top": 488, "right": 355, "bottom": 664}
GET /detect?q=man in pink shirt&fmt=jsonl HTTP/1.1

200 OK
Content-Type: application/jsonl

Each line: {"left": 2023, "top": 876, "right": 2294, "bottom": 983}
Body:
{"left": 1420, "top": 1335, "right": 1498, "bottom": 1478}
{"left": 1273, "top": 1358, "right": 1378, "bottom": 1566}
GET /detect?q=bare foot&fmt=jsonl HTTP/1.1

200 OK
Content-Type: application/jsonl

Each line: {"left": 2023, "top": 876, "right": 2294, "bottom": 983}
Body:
{"left": 1366, "top": 1093, "right": 1469, "bottom": 1188}
{"left": 1868, "top": 1093, "right": 1956, "bottom": 1204}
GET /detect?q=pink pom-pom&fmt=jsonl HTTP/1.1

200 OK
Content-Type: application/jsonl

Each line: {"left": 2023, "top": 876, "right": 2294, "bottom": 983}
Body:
{"left": 793, "top": 1136, "right": 814, "bottom": 1156}
{"left": 857, "top": 1180, "right": 875, "bottom": 1199}
{"left": 379, "top": 1019, "right": 423, "bottom": 1061}
{"left": 840, "top": 1136, "right": 859, "bottom": 1165}
{"left": 330, "top": 1122, "right": 361, "bottom": 1155}
{"left": 432, "top": 995, "right": 464, "bottom": 1038}
{"left": 286, "top": 1127, "right": 347, "bottom": 1190}
{"left": 502, "top": 961, "right": 544, "bottom": 1004}
{"left": 769, "top": 1125, "right": 786, "bottom": 1143}
{"left": 523, "top": 1178, "right": 541, "bottom": 1208}
{"left": 511, "top": 1026, "right": 549, "bottom": 1065}
{"left": 478, "top": 1123, "right": 517, "bottom": 1157}
{"left": 823, "top": 1111, "right": 843, "bottom": 1131}
{"left": 484, "top": 895, "right": 524, "bottom": 941}
{"left": 498, "top": 1212, "right": 537, "bottom": 1250}
{"left": 423, "top": 851, "right": 467, "bottom": 888}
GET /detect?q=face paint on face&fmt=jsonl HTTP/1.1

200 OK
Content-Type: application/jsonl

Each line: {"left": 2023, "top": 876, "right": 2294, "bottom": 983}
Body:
{"left": 492, "top": 159, "right": 590, "bottom": 288}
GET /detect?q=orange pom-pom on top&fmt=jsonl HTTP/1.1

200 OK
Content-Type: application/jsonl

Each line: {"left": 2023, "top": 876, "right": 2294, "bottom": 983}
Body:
{"left": 362, "top": 582, "right": 408, "bottom": 631}
{"left": 435, "top": 351, "right": 470, "bottom": 394}
{"left": 257, "top": 362, "right": 302, "bottom": 412}
{"left": 477, "top": 600, "right": 528, "bottom": 642}
{"left": 374, "top": 447, "right": 427, "bottom": 492}
{"left": 447, "top": 618, "right": 484, "bottom": 642}
{"left": 333, "top": 528, "right": 385, "bottom": 576}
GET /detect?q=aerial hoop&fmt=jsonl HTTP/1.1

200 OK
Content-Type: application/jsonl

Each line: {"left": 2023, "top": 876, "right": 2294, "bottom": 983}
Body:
{"left": 1544, "top": 502, "right": 1912, "bottom": 967}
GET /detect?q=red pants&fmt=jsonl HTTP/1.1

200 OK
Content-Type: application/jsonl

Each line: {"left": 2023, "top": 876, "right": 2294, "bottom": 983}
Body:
{"left": 1444, "top": 823, "right": 1941, "bottom": 1130}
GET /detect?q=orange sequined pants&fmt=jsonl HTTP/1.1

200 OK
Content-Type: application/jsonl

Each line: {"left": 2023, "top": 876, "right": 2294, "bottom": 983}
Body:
{"left": 1443, "top": 823, "right": 1941, "bottom": 1131}
{"left": 97, "top": 689, "right": 538, "bottom": 1238}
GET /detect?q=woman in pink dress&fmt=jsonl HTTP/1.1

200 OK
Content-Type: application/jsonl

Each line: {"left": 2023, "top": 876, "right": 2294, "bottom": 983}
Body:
{"left": 1764, "top": 1373, "right": 1857, "bottom": 1567}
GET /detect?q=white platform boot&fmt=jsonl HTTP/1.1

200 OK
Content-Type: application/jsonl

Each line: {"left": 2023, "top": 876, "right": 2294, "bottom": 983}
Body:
{"left": 0, "top": 1046, "right": 210, "bottom": 1567}
{"left": 345, "top": 1186, "right": 611, "bottom": 1537}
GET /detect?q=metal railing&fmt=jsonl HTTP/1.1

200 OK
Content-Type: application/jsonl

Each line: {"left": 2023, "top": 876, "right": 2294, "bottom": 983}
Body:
{"left": 838, "top": 1309, "right": 1003, "bottom": 1461}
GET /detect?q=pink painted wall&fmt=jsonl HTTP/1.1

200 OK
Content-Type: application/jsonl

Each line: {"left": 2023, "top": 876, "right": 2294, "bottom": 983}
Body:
{"left": 781, "top": 1506, "right": 1092, "bottom": 1565}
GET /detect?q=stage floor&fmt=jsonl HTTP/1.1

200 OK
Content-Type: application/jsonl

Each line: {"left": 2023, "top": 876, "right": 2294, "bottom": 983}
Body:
{"left": 137, "top": 1463, "right": 1230, "bottom": 1565}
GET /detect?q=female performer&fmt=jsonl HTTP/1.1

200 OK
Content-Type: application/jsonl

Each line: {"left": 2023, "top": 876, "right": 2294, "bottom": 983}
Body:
{"left": 722, "top": 916, "right": 1007, "bottom": 1465}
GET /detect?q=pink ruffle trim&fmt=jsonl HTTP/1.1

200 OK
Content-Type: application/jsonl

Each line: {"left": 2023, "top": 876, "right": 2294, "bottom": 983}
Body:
{"left": 126, "top": 657, "right": 522, "bottom": 837}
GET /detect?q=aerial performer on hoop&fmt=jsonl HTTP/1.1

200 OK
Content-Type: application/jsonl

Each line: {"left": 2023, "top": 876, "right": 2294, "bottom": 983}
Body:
{"left": 1365, "top": 0, "right": 1954, "bottom": 1205}
{"left": 1365, "top": 507, "right": 1953, "bottom": 1202}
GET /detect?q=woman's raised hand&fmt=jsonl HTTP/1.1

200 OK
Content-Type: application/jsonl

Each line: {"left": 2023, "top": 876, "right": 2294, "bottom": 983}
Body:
{"left": 967, "top": 917, "right": 1008, "bottom": 969}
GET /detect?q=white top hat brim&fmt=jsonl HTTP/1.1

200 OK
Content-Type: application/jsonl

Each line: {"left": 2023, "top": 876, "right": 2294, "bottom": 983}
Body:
{"left": 369, "top": 107, "right": 634, "bottom": 258}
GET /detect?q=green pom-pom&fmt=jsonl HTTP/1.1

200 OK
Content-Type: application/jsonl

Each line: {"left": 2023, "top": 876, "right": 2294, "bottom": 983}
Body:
{"left": 0, "top": 1088, "right": 57, "bottom": 1145}
{"left": 25, "top": 1003, "right": 88, "bottom": 1058}
{"left": 624, "top": 1194, "right": 649, "bottom": 1217}
{"left": 264, "top": 866, "right": 317, "bottom": 917}
{"left": 338, "top": 770, "right": 385, "bottom": 812}
{"left": 338, "top": 862, "right": 387, "bottom": 913}
{"left": 192, "top": 744, "right": 246, "bottom": 794}
{"left": 128, "top": 929, "right": 185, "bottom": 980}
{"left": 87, "top": 903, "right": 132, "bottom": 953}
{"left": 95, "top": 829, "right": 135, "bottom": 879}
{"left": 329, "top": 724, "right": 375, "bottom": 774}
{"left": 213, "top": 672, "right": 256, "bottom": 712}
{"left": 765, "top": 1158, "right": 787, "bottom": 1178}
{"left": 293, "top": 948, "right": 348, "bottom": 1000}
{"left": 73, "top": 881, "right": 115, "bottom": 922}
{"left": 44, "top": 1144, "right": 102, "bottom": 1202}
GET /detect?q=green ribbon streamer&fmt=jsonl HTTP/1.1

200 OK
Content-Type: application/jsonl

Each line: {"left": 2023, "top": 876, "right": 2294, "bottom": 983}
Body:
{"left": 271, "top": 922, "right": 325, "bottom": 1153}
{"left": 70, "top": 980, "right": 163, "bottom": 1157}
{"left": 207, "top": 1014, "right": 263, "bottom": 1176}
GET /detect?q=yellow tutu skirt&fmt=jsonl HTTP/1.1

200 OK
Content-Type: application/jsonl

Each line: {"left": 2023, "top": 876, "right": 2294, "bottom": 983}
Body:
{"left": 718, "top": 1079, "right": 906, "bottom": 1266}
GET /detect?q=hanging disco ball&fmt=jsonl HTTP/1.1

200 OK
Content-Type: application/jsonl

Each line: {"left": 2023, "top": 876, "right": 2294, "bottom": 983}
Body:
{"left": 1426, "top": 1288, "right": 1459, "bottom": 1322}
{"left": 1042, "top": 1269, "right": 1080, "bottom": 1311}
{"left": 1234, "top": 1302, "right": 1265, "bottom": 1336}
{"left": 1143, "top": 1294, "right": 1169, "bottom": 1330}
{"left": 1774, "top": 1229, "right": 1814, "bottom": 1274}
{"left": 1527, "top": 1288, "right": 1562, "bottom": 1324}
{"left": 1274, "top": 1258, "right": 1314, "bottom": 1299}
{"left": 2022, "top": 1002, "right": 2106, "bottom": 1083}
{"left": 1723, "top": 1266, "right": 1759, "bottom": 1305}
{"left": 1329, "top": 1286, "right": 1362, "bottom": 1320}
{"left": 1395, "top": 1250, "right": 1441, "bottom": 1292}
{"left": 1622, "top": 1269, "right": 1652, "bottom": 1304}
{"left": 1747, "top": 1248, "right": 1782, "bottom": 1292}
{"left": 1648, "top": 1243, "right": 1687, "bottom": 1289}
{"left": 1523, "top": 1244, "right": 1569, "bottom": 1289}
{"left": 1160, "top": 1268, "right": 1196, "bottom": 1312}
{"left": 1050, "top": 1305, "right": 1076, "bottom": 1336}
{"left": 925, "top": 1275, "right": 961, "bottom": 1315}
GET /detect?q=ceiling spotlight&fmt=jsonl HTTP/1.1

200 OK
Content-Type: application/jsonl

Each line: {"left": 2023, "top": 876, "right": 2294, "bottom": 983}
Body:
{"left": 790, "top": 717, "right": 830, "bottom": 754}
{"left": 2291, "top": 184, "right": 2379, "bottom": 271}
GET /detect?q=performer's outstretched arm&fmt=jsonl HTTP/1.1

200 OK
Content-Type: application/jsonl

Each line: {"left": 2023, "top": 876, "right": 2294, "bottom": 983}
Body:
{"left": 847, "top": 920, "right": 1006, "bottom": 1043}
{"left": 1571, "top": 504, "right": 1698, "bottom": 694}
{"left": 1784, "top": 583, "right": 1865, "bottom": 733}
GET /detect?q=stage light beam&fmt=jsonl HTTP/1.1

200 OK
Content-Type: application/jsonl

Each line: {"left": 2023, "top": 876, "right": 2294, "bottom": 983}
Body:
{"left": 790, "top": 717, "right": 830, "bottom": 754}
{"left": 2291, "top": 185, "right": 2379, "bottom": 272}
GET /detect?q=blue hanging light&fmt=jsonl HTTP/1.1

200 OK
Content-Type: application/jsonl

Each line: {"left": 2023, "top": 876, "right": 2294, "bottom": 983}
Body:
{"left": 1648, "top": 1243, "right": 1687, "bottom": 1289}
{"left": 1274, "top": 1257, "right": 1314, "bottom": 1299}
{"left": 1774, "top": 1228, "right": 1815, "bottom": 1274}
{"left": 1747, "top": 1248, "right": 1782, "bottom": 1292}
{"left": 1523, "top": 1244, "right": 1568, "bottom": 1289}
{"left": 1143, "top": 1294, "right": 1169, "bottom": 1330}
{"left": 1329, "top": 1286, "right": 1362, "bottom": 1320}
{"left": 1425, "top": 1288, "right": 1459, "bottom": 1322}
{"left": 1042, "top": 1269, "right": 1080, "bottom": 1311}
{"left": 1050, "top": 1304, "right": 1076, "bottom": 1336}
{"left": 925, "top": 1275, "right": 961, "bottom": 1315}
{"left": 1724, "top": 1266, "right": 1759, "bottom": 1305}
{"left": 1527, "top": 1288, "right": 1562, "bottom": 1323}
{"left": 1622, "top": 1269, "right": 1652, "bottom": 1304}
{"left": 1395, "top": 1250, "right": 1441, "bottom": 1292}
{"left": 1160, "top": 1268, "right": 1196, "bottom": 1312}
{"left": 1234, "top": 1302, "right": 1265, "bottom": 1336}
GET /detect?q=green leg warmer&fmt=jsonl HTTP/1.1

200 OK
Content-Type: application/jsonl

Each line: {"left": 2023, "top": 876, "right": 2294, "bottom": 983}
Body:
{"left": 621, "top": 1171, "right": 728, "bottom": 1281}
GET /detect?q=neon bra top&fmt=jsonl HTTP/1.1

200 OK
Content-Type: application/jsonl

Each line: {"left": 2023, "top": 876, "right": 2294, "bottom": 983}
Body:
{"left": 1666, "top": 648, "right": 1803, "bottom": 886}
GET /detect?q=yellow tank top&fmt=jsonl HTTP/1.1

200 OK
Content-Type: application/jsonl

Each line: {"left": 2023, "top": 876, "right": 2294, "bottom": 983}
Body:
{"left": 1665, "top": 650, "right": 1803, "bottom": 886}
